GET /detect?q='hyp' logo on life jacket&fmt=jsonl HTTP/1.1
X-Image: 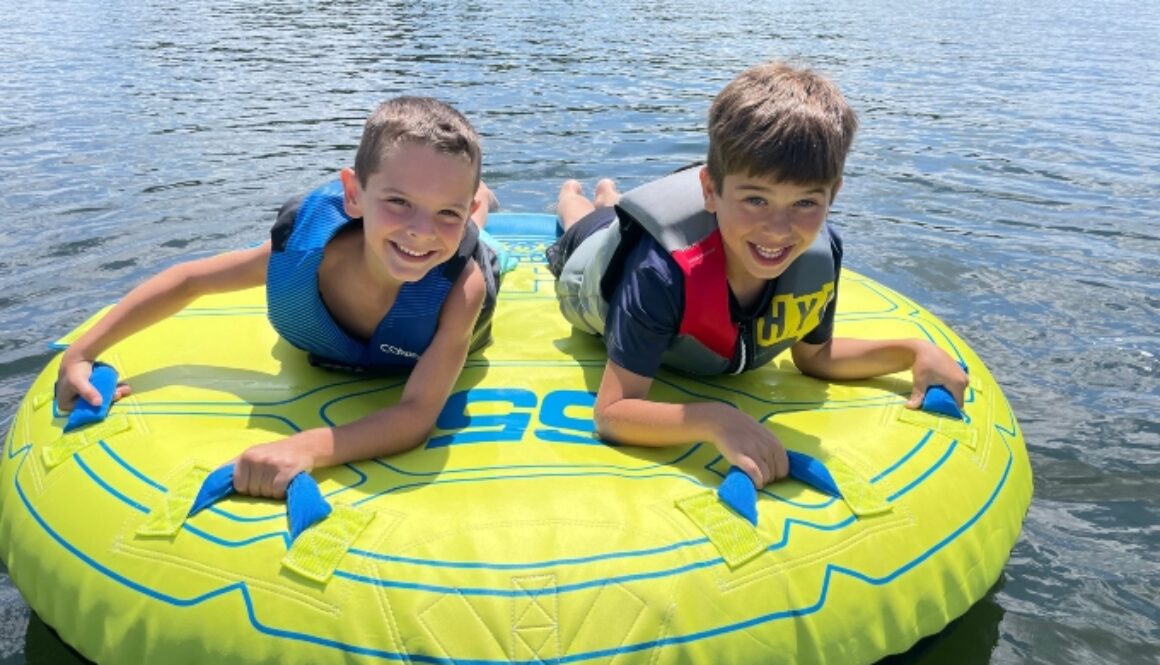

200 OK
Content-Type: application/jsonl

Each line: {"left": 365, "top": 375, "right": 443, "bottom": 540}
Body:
{"left": 756, "top": 282, "right": 836, "bottom": 348}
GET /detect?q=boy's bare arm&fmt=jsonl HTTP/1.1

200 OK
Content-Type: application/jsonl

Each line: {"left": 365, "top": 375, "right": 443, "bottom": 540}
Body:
{"left": 232, "top": 260, "right": 487, "bottom": 498}
{"left": 594, "top": 360, "right": 788, "bottom": 486}
{"left": 57, "top": 242, "right": 272, "bottom": 408}
{"left": 791, "top": 337, "right": 969, "bottom": 407}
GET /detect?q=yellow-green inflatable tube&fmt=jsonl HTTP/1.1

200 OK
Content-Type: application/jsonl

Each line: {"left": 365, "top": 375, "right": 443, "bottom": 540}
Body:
{"left": 0, "top": 214, "right": 1031, "bottom": 664}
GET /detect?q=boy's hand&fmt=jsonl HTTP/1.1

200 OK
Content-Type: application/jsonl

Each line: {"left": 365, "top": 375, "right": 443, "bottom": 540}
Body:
{"left": 710, "top": 408, "right": 789, "bottom": 487}
{"left": 233, "top": 434, "right": 321, "bottom": 499}
{"left": 905, "top": 342, "right": 969, "bottom": 409}
{"left": 55, "top": 355, "right": 132, "bottom": 413}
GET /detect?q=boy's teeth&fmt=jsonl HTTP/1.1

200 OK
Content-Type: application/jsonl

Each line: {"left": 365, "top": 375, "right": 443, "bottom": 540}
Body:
{"left": 755, "top": 244, "right": 787, "bottom": 258}
{"left": 396, "top": 243, "right": 428, "bottom": 257}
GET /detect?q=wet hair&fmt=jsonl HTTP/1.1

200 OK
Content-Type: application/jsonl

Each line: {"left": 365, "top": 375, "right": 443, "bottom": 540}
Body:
{"left": 353, "top": 96, "right": 482, "bottom": 188}
{"left": 706, "top": 62, "right": 858, "bottom": 189}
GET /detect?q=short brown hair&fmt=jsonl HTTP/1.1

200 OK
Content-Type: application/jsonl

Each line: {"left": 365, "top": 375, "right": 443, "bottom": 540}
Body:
{"left": 353, "top": 97, "right": 482, "bottom": 188}
{"left": 706, "top": 62, "right": 857, "bottom": 189}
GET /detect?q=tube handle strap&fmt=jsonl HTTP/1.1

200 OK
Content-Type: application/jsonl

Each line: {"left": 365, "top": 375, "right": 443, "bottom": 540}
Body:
{"left": 137, "top": 462, "right": 333, "bottom": 543}
{"left": 137, "top": 463, "right": 215, "bottom": 537}
{"left": 281, "top": 504, "right": 375, "bottom": 583}
{"left": 675, "top": 491, "right": 765, "bottom": 569}
{"left": 42, "top": 414, "right": 130, "bottom": 469}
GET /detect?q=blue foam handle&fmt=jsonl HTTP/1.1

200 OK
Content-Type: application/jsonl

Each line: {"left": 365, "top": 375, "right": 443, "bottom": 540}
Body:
{"left": 188, "top": 464, "right": 237, "bottom": 517}
{"left": 786, "top": 451, "right": 842, "bottom": 498}
{"left": 62, "top": 362, "right": 119, "bottom": 433}
{"left": 920, "top": 386, "right": 963, "bottom": 419}
{"left": 286, "top": 472, "right": 333, "bottom": 541}
{"left": 717, "top": 467, "right": 759, "bottom": 525}
{"left": 918, "top": 361, "right": 970, "bottom": 420}
{"left": 187, "top": 463, "right": 332, "bottom": 543}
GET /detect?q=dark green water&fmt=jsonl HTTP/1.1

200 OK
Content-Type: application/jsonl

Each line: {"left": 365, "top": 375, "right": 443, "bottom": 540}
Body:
{"left": 0, "top": 0, "right": 1156, "bottom": 662}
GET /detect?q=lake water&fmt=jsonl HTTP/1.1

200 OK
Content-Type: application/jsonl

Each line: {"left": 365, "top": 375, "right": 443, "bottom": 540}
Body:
{"left": 0, "top": 0, "right": 1157, "bottom": 663}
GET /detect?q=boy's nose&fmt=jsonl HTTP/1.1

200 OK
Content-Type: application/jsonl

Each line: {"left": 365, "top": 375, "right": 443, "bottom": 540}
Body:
{"left": 407, "top": 213, "right": 438, "bottom": 237}
{"left": 763, "top": 209, "right": 792, "bottom": 233}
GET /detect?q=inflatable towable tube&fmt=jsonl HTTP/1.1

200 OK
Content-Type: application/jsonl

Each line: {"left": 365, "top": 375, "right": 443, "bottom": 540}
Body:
{"left": 0, "top": 214, "right": 1031, "bottom": 664}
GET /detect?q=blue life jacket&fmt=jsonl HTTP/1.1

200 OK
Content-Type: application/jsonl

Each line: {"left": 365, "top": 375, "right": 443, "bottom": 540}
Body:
{"left": 266, "top": 180, "right": 498, "bottom": 372}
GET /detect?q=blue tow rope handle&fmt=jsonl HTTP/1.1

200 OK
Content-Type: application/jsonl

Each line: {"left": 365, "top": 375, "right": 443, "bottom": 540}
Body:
{"left": 189, "top": 463, "right": 332, "bottom": 542}
{"left": 918, "top": 362, "right": 970, "bottom": 420}
{"left": 62, "top": 362, "right": 119, "bottom": 432}
{"left": 717, "top": 451, "right": 843, "bottom": 525}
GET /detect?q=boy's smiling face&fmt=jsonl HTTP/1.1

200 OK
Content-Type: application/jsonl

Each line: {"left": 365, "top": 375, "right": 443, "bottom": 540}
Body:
{"left": 341, "top": 141, "right": 480, "bottom": 285}
{"left": 700, "top": 166, "right": 839, "bottom": 299}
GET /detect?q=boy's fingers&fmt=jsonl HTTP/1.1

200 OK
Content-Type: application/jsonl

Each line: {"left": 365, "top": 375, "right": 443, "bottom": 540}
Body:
{"left": 114, "top": 384, "right": 133, "bottom": 401}
{"left": 905, "top": 387, "right": 924, "bottom": 409}
{"left": 79, "top": 385, "right": 103, "bottom": 407}
{"left": 760, "top": 448, "right": 779, "bottom": 481}
{"left": 250, "top": 467, "right": 270, "bottom": 498}
{"left": 261, "top": 467, "right": 281, "bottom": 498}
{"left": 272, "top": 471, "right": 296, "bottom": 500}
{"left": 771, "top": 447, "right": 789, "bottom": 480}
{"left": 232, "top": 463, "right": 250, "bottom": 494}
{"left": 952, "top": 382, "right": 967, "bottom": 407}
{"left": 738, "top": 459, "right": 765, "bottom": 488}
{"left": 755, "top": 455, "right": 774, "bottom": 487}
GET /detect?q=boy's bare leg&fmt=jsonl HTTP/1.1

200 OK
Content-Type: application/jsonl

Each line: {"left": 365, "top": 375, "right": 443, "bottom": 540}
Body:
{"left": 471, "top": 181, "right": 497, "bottom": 229}
{"left": 556, "top": 180, "right": 596, "bottom": 232}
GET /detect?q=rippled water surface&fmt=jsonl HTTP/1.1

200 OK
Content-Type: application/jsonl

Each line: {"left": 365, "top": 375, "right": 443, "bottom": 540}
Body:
{"left": 1, "top": 0, "right": 1157, "bottom": 663}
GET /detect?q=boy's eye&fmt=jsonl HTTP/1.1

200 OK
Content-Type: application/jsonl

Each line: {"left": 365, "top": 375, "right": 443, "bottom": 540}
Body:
{"left": 794, "top": 199, "right": 819, "bottom": 208}
{"left": 384, "top": 197, "right": 409, "bottom": 207}
{"left": 438, "top": 209, "right": 465, "bottom": 221}
{"left": 744, "top": 196, "right": 767, "bottom": 207}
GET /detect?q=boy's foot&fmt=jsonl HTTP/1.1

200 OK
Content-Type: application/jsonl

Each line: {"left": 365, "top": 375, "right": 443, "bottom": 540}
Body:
{"left": 593, "top": 178, "right": 621, "bottom": 208}
{"left": 556, "top": 180, "right": 594, "bottom": 232}
{"left": 559, "top": 179, "right": 585, "bottom": 199}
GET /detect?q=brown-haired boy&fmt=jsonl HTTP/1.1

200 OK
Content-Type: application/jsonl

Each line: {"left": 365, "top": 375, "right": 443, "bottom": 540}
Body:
{"left": 56, "top": 96, "right": 507, "bottom": 498}
{"left": 548, "top": 62, "right": 967, "bottom": 487}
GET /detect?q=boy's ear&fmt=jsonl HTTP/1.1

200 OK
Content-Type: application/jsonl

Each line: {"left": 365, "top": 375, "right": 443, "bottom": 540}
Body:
{"left": 339, "top": 167, "right": 364, "bottom": 218}
{"left": 829, "top": 178, "right": 843, "bottom": 204}
{"left": 699, "top": 167, "right": 719, "bottom": 213}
